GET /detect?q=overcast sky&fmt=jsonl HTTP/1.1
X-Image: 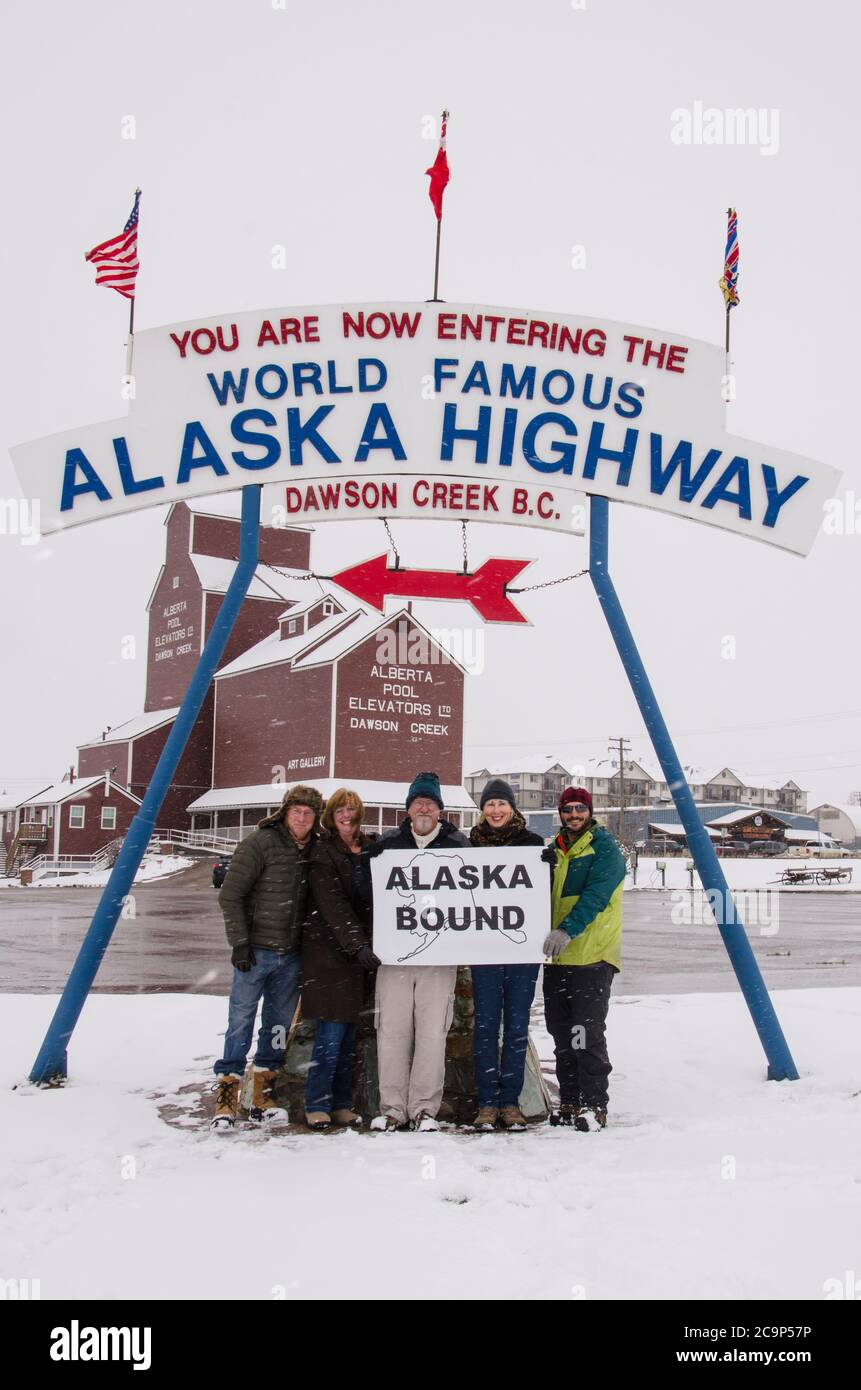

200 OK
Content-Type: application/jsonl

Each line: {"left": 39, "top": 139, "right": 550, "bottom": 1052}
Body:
{"left": 1, "top": 0, "right": 859, "bottom": 810}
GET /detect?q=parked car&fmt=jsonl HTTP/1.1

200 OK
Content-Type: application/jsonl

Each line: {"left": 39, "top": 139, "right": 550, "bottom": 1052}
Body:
{"left": 212, "top": 855, "right": 231, "bottom": 888}
{"left": 748, "top": 840, "right": 784, "bottom": 857}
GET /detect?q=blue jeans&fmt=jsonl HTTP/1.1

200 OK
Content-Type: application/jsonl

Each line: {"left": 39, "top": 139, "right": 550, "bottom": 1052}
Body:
{"left": 304, "top": 1020, "right": 358, "bottom": 1113}
{"left": 471, "top": 963, "right": 540, "bottom": 1106}
{"left": 214, "top": 948, "right": 301, "bottom": 1075}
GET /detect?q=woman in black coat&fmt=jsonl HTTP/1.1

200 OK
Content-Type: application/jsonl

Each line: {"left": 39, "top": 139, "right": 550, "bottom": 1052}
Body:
{"left": 469, "top": 778, "right": 546, "bottom": 1131}
{"left": 301, "top": 789, "right": 379, "bottom": 1128}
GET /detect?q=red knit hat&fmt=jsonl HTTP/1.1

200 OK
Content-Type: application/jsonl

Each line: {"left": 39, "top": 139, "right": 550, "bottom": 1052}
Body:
{"left": 558, "top": 785, "right": 593, "bottom": 813}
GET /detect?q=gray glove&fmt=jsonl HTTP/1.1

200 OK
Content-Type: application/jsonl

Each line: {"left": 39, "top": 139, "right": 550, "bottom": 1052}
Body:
{"left": 543, "top": 929, "right": 570, "bottom": 959}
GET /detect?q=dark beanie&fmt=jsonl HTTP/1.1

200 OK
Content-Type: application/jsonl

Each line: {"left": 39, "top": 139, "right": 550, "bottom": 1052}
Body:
{"left": 480, "top": 777, "right": 517, "bottom": 811}
{"left": 406, "top": 771, "right": 443, "bottom": 810}
{"left": 559, "top": 785, "right": 593, "bottom": 814}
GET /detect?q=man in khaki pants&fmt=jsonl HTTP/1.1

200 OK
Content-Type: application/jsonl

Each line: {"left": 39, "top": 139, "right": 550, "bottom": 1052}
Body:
{"left": 367, "top": 772, "right": 468, "bottom": 1132}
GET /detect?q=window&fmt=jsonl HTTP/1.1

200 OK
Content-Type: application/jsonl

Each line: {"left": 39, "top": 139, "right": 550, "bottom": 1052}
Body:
{"left": 69, "top": 805, "right": 85, "bottom": 829}
{"left": 101, "top": 806, "right": 117, "bottom": 830}
{"left": 288, "top": 619, "right": 297, "bottom": 634}
{"left": 323, "top": 600, "right": 335, "bottom": 616}
{"left": 172, "top": 576, "right": 180, "bottom": 589}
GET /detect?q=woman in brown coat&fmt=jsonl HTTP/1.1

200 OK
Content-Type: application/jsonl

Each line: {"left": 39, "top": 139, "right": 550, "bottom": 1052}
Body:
{"left": 302, "top": 789, "right": 380, "bottom": 1128}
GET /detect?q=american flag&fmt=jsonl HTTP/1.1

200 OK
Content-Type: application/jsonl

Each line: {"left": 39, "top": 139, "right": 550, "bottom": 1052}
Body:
{"left": 719, "top": 206, "right": 739, "bottom": 308}
{"left": 85, "top": 190, "right": 141, "bottom": 300}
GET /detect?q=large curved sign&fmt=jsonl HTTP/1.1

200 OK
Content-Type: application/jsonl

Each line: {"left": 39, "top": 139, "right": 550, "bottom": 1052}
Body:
{"left": 10, "top": 302, "right": 838, "bottom": 553}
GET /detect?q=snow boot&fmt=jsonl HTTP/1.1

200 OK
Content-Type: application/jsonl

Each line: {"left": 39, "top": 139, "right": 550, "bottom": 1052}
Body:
{"left": 370, "top": 1113, "right": 406, "bottom": 1132}
{"left": 499, "top": 1105, "right": 527, "bottom": 1131}
{"left": 574, "top": 1107, "right": 607, "bottom": 1132}
{"left": 474, "top": 1105, "right": 499, "bottom": 1131}
{"left": 305, "top": 1110, "right": 332, "bottom": 1130}
{"left": 331, "top": 1109, "right": 361, "bottom": 1127}
{"left": 548, "top": 1103, "right": 579, "bottom": 1127}
{"left": 211, "top": 1074, "right": 242, "bottom": 1130}
{"left": 247, "top": 1066, "right": 284, "bottom": 1123}
{"left": 413, "top": 1112, "right": 440, "bottom": 1132}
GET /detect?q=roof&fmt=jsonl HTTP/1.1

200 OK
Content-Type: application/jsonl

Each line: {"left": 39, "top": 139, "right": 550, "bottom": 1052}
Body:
{"left": 21, "top": 776, "right": 142, "bottom": 807}
{"left": 810, "top": 803, "right": 861, "bottom": 834}
{"left": 190, "top": 554, "right": 316, "bottom": 604}
{"left": 783, "top": 828, "right": 835, "bottom": 844}
{"left": 0, "top": 781, "right": 53, "bottom": 812}
{"left": 215, "top": 608, "right": 361, "bottom": 679}
{"left": 647, "top": 821, "right": 720, "bottom": 839}
{"left": 188, "top": 780, "right": 478, "bottom": 813}
{"left": 704, "top": 808, "right": 791, "bottom": 827}
{"left": 78, "top": 707, "right": 179, "bottom": 748}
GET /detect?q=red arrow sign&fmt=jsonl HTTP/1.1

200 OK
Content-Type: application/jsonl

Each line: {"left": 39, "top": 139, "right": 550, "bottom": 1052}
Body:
{"left": 330, "top": 554, "right": 532, "bottom": 624}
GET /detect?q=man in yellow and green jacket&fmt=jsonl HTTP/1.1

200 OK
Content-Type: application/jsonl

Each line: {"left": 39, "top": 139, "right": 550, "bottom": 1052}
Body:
{"left": 543, "top": 785, "right": 626, "bottom": 1130}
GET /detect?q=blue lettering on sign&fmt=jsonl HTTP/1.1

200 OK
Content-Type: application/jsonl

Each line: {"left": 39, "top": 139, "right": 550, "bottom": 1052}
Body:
{"left": 114, "top": 437, "right": 164, "bottom": 496}
{"left": 286, "top": 406, "right": 340, "bottom": 465}
{"left": 614, "top": 382, "right": 645, "bottom": 418}
{"left": 177, "top": 422, "right": 229, "bottom": 483}
{"left": 498, "top": 407, "right": 519, "bottom": 468}
{"left": 230, "top": 410, "right": 281, "bottom": 469}
{"left": 701, "top": 456, "right": 752, "bottom": 520}
{"left": 500, "top": 364, "right": 536, "bottom": 399}
{"left": 354, "top": 404, "right": 406, "bottom": 462}
{"left": 434, "top": 358, "right": 459, "bottom": 393}
{"left": 650, "top": 436, "right": 721, "bottom": 501}
{"left": 60, "top": 448, "right": 112, "bottom": 512}
{"left": 440, "top": 402, "right": 492, "bottom": 464}
{"left": 207, "top": 369, "right": 248, "bottom": 405}
{"left": 256, "top": 365, "right": 289, "bottom": 399}
{"left": 761, "top": 465, "right": 808, "bottom": 528}
{"left": 358, "top": 358, "right": 387, "bottom": 392}
{"left": 582, "top": 423, "right": 637, "bottom": 487}
{"left": 462, "top": 360, "right": 492, "bottom": 395}
{"left": 522, "top": 413, "right": 577, "bottom": 474}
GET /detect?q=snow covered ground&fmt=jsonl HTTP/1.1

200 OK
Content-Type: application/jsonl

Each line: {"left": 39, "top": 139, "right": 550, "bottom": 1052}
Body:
{"left": 3, "top": 988, "right": 859, "bottom": 1300}
{"left": 631, "top": 856, "right": 860, "bottom": 892}
{"left": 0, "top": 854, "right": 195, "bottom": 890}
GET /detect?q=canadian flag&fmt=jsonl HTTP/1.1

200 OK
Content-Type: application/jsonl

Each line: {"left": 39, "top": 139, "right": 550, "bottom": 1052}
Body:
{"left": 425, "top": 111, "right": 450, "bottom": 221}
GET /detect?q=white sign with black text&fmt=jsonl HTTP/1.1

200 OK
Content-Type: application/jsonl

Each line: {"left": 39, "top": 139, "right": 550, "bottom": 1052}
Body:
{"left": 371, "top": 846, "right": 550, "bottom": 966}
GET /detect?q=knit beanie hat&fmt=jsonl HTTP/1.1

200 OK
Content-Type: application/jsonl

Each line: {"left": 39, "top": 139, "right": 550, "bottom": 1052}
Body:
{"left": 480, "top": 777, "right": 517, "bottom": 811}
{"left": 558, "top": 785, "right": 593, "bottom": 814}
{"left": 406, "top": 771, "right": 443, "bottom": 810}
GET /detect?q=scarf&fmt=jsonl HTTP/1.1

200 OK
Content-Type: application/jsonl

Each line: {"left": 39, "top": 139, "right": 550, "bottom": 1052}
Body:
{"left": 470, "top": 809, "right": 528, "bottom": 847}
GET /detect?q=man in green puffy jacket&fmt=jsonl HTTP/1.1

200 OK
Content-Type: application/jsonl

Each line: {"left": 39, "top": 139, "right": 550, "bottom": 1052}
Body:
{"left": 543, "top": 785, "right": 626, "bottom": 1131}
{"left": 211, "top": 784, "right": 323, "bottom": 1129}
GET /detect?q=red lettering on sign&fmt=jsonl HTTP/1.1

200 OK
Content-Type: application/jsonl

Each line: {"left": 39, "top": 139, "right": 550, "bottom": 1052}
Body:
{"left": 412, "top": 479, "right": 430, "bottom": 507}
{"left": 437, "top": 313, "right": 457, "bottom": 339}
{"left": 666, "top": 344, "right": 687, "bottom": 373}
{"left": 512, "top": 488, "right": 529, "bottom": 515}
{"left": 537, "top": 491, "right": 555, "bottom": 519}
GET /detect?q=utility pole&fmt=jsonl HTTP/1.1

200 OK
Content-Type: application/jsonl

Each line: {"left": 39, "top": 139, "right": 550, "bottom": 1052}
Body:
{"left": 610, "top": 736, "right": 632, "bottom": 845}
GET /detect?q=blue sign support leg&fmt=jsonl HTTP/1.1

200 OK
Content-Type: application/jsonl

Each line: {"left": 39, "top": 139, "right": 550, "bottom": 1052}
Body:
{"left": 588, "top": 495, "right": 798, "bottom": 1081}
{"left": 29, "top": 484, "right": 262, "bottom": 1085}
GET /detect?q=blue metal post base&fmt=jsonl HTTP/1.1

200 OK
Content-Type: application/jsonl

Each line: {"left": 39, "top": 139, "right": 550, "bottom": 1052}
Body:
{"left": 29, "top": 485, "right": 262, "bottom": 1085}
{"left": 589, "top": 495, "right": 798, "bottom": 1081}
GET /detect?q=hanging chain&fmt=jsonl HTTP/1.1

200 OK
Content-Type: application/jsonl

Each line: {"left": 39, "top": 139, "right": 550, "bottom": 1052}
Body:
{"left": 380, "top": 516, "right": 401, "bottom": 569}
{"left": 505, "top": 566, "right": 590, "bottom": 594}
{"left": 461, "top": 520, "right": 469, "bottom": 574}
{"left": 268, "top": 564, "right": 329, "bottom": 582}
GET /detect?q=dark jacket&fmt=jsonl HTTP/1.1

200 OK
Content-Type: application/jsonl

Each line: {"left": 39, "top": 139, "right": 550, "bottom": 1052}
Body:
{"left": 469, "top": 822, "right": 545, "bottom": 850}
{"left": 301, "top": 831, "right": 375, "bottom": 1022}
{"left": 218, "top": 815, "right": 315, "bottom": 952}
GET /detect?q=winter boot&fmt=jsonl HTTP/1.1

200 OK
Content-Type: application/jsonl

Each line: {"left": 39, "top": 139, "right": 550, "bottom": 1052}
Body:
{"left": 474, "top": 1105, "right": 499, "bottom": 1131}
{"left": 305, "top": 1110, "right": 332, "bottom": 1130}
{"left": 370, "top": 1113, "right": 406, "bottom": 1132}
{"left": 247, "top": 1066, "right": 284, "bottom": 1123}
{"left": 413, "top": 1112, "right": 440, "bottom": 1132}
{"left": 548, "top": 1103, "right": 579, "bottom": 1127}
{"left": 331, "top": 1109, "right": 361, "bottom": 1127}
{"left": 211, "top": 1073, "right": 241, "bottom": 1130}
{"left": 499, "top": 1104, "right": 527, "bottom": 1131}
{"left": 574, "top": 1107, "right": 607, "bottom": 1132}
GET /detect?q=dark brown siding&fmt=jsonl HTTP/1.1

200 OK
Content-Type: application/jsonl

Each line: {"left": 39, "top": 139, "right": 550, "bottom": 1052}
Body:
{"left": 191, "top": 512, "right": 310, "bottom": 569}
{"left": 212, "top": 662, "right": 331, "bottom": 788}
{"left": 332, "top": 617, "right": 464, "bottom": 784}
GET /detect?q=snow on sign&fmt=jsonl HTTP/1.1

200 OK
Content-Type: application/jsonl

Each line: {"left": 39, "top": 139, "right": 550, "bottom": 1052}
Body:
{"left": 371, "top": 846, "right": 550, "bottom": 965}
{"left": 11, "top": 301, "right": 839, "bottom": 553}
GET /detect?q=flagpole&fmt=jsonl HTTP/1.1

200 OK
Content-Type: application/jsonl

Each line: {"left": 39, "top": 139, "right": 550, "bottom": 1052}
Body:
{"left": 124, "top": 186, "right": 141, "bottom": 384}
{"left": 432, "top": 216, "right": 443, "bottom": 302}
